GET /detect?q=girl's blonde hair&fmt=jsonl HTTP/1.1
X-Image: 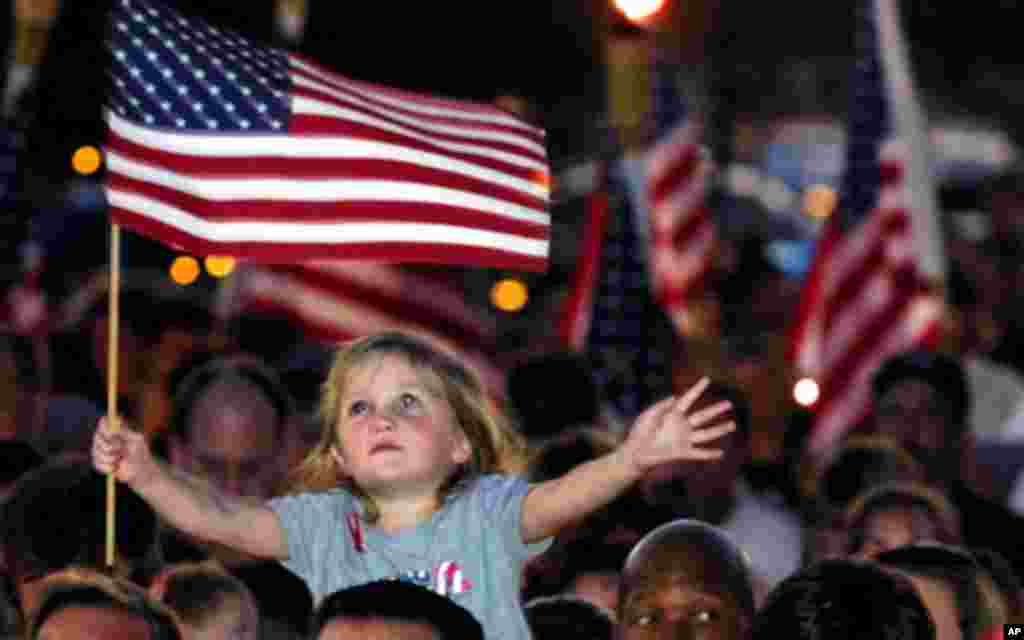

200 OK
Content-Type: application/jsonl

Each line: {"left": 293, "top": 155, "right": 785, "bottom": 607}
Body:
{"left": 290, "top": 331, "right": 527, "bottom": 522}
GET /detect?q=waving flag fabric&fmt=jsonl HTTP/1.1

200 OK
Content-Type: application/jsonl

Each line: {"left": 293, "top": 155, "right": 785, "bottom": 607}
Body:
{"left": 227, "top": 262, "right": 506, "bottom": 398}
{"left": 104, "top": 0, "right": 550, "bottom": 271}
{"left": 646, "top": 55, "right": 714, "bottom": 336}
{"left": 788, "top": 0, "right": 946, "bottom": 457}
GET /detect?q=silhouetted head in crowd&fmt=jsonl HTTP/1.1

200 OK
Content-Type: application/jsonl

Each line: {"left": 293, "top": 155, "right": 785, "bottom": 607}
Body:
{"left": 169, "top": 354, "right": 293, "bottom": 499}
{"left": 617, "top": 519, "right": 754, "bottom": 640}
{"left": 524, "top": 594, "right": 614, "bottom": 640}
{"left": 28, "top": 568, "right": 180, "bottom": 640}
{"left": 559, "top": 540, "right": 634, "bottom": 616}
{"left": 151, "top": 561, "right": 258, "bottom": 640}
{"left": 751, "top": 559, "right": 934, "bottom": 640}
{"left": 309, "top": 580, "right": 483, "bottom": 640}
{"left": 229, "top": 561, "right": 313, "bottom": 639}
{"left": 507, "top": 351, "right": 601, "bottom": 444}
{"left": 845, "top": 482, "right": 961, "bottom": 559}
{"left": 875, "top": 544, "right": 982, "bottom": 640}
{"left": 807, "top": 435, "right": 926, "bottom": 563}
{"left": 0, "top": 458, "right": 161, "bottom": 615}
{"left": 639, "top": 383, "right": 751, "bottom": 524}
{"left": 871, "top": 350, "right": 969, "bottom": 485}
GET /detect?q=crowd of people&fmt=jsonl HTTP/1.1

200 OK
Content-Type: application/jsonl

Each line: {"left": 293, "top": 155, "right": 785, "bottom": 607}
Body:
{"left": 1, "top": 171, "right": 1024, "bottom": 639}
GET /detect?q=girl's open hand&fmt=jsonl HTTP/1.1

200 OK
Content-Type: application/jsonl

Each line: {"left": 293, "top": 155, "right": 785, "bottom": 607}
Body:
{"left": 621, "top": 377, "right": 735, "bottom": 475}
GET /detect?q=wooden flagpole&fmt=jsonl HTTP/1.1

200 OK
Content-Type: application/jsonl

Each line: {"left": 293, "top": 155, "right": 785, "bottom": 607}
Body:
{"left": 105, "top": 223, "right": 121, "bottom": 570}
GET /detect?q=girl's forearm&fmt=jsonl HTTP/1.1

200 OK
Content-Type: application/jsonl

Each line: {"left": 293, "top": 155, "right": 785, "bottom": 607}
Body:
{"left": 133, "top": 461, "right": 286, "bottom": 559}
{"left": 520, "top": 449, "right": 642, "bottom": 544}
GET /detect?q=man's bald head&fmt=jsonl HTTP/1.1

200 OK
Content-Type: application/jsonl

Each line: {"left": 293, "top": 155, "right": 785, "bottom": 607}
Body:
{"left": 618, "top": 520, "right": 755, "bottom": 640}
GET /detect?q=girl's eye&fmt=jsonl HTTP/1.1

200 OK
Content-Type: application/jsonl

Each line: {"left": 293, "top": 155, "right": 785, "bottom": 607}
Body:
{"left": 348, "top": 400, "right": 369, "bottom": 416}
{"left": 692, "top": 609, "right": 718, "bottom": 625}
{"left": 397, "top": 392, "right": 421, "bottom": 411}
{"left": 629, "top": 612, "right": 658, "bottom": 627}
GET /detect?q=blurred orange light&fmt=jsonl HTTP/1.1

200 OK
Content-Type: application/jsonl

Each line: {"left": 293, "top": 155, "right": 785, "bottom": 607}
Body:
{"left": 534, "top": 170, "right": 553, "bottom": 196}
{"left": 204, "top": 255, "right": 236, "bottom": 278}
{"left": 803, "top": 184, "right": 838, "bottom": 220}
{"left": 490, "top": 278, "right": 528, "bottom": 313}
{"left": 612, "top": 0, "right": 666, "bottom": 23}
{"left": 71, "top": 145, "right": 103, "bottom": 175}
{"left": 170, "top": 256, "right": 200, "bottom": 286}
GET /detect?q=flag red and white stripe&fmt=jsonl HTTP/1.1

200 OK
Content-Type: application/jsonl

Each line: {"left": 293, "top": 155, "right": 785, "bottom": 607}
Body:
{"left": 788, "top": 0, "right": 946, "bottom": 458}
{"left": 227, "top": 261, "right": 506, "bottom": 398}
{"left": 647, "top": 107, "right": 715, "bottom": 337}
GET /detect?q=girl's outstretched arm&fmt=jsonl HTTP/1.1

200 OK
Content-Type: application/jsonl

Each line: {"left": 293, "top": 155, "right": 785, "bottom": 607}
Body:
{"left": 92, "top": 417, "right": 289, "bottom": 560}
{"left": 520, "top": 377, "right": 735, "bottom": 544}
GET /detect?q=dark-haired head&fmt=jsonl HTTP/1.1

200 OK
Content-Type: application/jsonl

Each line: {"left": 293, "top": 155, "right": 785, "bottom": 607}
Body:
{"left": 871, "top": 350, "right": 969, "bottom": 483}
{"left": 752, "top": 559, "right": 935, "bottom": 640}
{"left": 524, "top": 595, "right": 613, "bottom": 640}
{"left": 875, "top": 544, "right": 983, "bottom": 640}
{"left": 309, "top": 580, "right": 483, "bottom": 640}
{"left": 0, "top": 459, "right": 160, "bottom": 612}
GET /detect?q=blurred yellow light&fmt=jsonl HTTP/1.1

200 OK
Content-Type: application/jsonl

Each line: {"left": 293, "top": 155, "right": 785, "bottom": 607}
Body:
{"left": 613, "top": 0, "right": 666, "bottom": 22}
{"left": 803, "top": 184, "right": 838, "bottom": 220}
{"left": 170, "top": 256, "right": 200, "bottom": 286}
{"left": 71, "top": 145, "right": 103, "bottom": 176}
{"left": 793, "top": 377, "right": 820, "bottom": 408}
{"left": 490, "top": 278, "right": 528, "bottom": 313}
{"left": 204, "top": 255, "right": 236, "bottom": 278}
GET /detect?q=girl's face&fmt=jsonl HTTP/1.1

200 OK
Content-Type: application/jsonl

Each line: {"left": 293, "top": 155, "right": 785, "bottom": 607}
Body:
{"left": 333, "top": 354, "right": 471, "bottom": 499}
{"left": 856, "top": 505, "right": 941, "bottom": 559}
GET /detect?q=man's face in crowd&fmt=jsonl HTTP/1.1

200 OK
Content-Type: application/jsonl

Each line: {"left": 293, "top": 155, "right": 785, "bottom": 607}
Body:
{"left": 618, "top": 544, "right": 748, "bottom": 640}
{"left": 173, "top": 380, "right": 282, "bottom": 498}
{"left": 36, "top": 605, "right": 152, "bottom": 640}
{"left": 873, "top": 379, "right": 958, "bottom": 482}
{"left": 317, "top": 617, "right": 439, "bottom": 640}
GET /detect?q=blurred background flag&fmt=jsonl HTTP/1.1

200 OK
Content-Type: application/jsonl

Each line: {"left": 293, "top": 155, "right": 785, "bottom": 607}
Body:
{"left": 646, "top": 50, "right": 715, "bottom": 337}
{"left": 221, "top": 262, "right": 507, "bottom": 398}
{"left": 104, "top": 0, "right": 550, "bottom": 271}
{"left": 561, "top": 151, "right": 675, "bottom": 422}
{"left": 788, "top": 0, "right": 947, "bottom": 457}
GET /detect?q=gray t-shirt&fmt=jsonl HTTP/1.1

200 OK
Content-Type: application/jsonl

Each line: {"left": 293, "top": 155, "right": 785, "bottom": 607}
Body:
{"left": 267, "top": 474, "right": 550, "bottom": 640}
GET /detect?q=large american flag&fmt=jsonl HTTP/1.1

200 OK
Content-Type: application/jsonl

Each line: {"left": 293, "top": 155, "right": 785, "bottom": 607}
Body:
{"left": 104, "top": 0, "right": 550, "bottom": 271}
{"left": 224, "top": 261, "right": 507, "bottom": 398}
{"left": 646, "top": 54, "right": 714, "bottom": 337}
{"left": 788, "top": 0, "right": 946, "bottom": 457}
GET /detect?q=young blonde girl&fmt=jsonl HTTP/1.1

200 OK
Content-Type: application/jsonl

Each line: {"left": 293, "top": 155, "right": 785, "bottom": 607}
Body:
{"left": 93, "top": 331, "right": 734, "bottom": 640}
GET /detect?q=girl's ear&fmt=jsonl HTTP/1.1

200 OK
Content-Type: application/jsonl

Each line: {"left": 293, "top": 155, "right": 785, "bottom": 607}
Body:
{"left": 452, "top": 431, "right": 472, "bottom": 466}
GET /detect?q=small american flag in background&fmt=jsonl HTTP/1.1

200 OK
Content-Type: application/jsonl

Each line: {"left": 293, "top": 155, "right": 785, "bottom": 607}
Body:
{"left": 226, "top": 261, "right": 506, "bottom": 398}
{"left": 646, "top": 53, "right": 714, "bottom": 337}
{"left": 582, "top": 160, "right": 675, "bottom": 421}
{"left": 104, "top": 0, "right": 550, "bottom": 271}
{"left": 788, "top": 0, "right": 946, "bottom": 456}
